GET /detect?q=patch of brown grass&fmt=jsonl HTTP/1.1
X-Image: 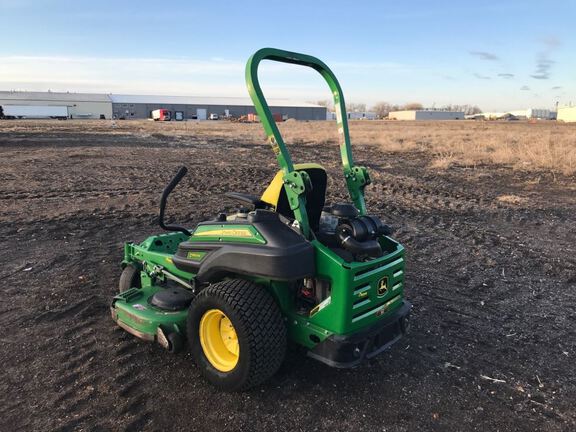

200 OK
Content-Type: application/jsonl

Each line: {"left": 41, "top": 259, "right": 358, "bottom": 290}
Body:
{"left": 430, "top": 152, "right": 456, "bottom": 169}
{"left": 2, "top": 119, "right": 574, "bottom": 175}
{"left": 277, "top": 120, "right": 575, "bottom": 176}
{"left": 496, "top": 194, "right": 527, "bottom": 205}
{"left": 280, "top": 120, "right": 575, "bottom": 175}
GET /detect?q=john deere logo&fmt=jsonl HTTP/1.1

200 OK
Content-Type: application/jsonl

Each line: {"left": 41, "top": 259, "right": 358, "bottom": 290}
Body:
{"left": 377, "top": 277, "right": 388, "bottom": 296}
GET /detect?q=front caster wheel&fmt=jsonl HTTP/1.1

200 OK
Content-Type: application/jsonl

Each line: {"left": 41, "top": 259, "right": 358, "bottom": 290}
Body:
{"left": 167, "top": 332, "right": 183, "bottom": 354}
{"left": 118, "top": 264, "right": 141, "bottom": 293}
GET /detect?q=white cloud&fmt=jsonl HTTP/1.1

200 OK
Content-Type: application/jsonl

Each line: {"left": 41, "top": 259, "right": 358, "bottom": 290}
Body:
{"left": 0, "top": 55, "right": 246, "bottom": 94}
{"left": 0, "top": 55, "right": 339, "bottom": 97}
{"left": 0, "top": 54, "right": 568, "bottom": 110}
{"left": 0, "top": 54, "right": 408, "bottom": 103}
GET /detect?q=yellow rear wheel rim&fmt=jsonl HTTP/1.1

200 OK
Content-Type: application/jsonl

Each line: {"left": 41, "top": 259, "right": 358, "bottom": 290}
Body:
{"left": 199, "top": 309, "right": 239, "bottom": 372}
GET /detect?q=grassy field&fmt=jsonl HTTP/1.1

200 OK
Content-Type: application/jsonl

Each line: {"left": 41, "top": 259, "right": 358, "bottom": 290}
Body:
{"left": 280, "top": 120, "right": 576, "bottom": 175}
{"left": 3, "top": 118, "right": 574, "bottom": 176}
{"left": 78, "top": 119, "right": 576, "bottom": 175}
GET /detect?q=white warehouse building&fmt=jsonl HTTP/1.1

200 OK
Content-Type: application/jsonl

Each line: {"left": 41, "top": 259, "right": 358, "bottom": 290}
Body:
{"left": 557, "top": 106, "right": 576, "bottom": 123}
{"left": 388, "top": 110, "right": 464, "bottom": 121}
{"left": 508, "top": 108, "right": 556, "bottom": 120}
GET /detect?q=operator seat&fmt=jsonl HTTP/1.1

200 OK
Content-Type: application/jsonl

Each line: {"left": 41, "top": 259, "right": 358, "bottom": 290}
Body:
{"left": 260, "top": 163, "right": 327, "bottom": 232}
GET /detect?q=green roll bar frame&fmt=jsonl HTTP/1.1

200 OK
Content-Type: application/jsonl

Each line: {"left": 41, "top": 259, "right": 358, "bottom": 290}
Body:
{"left": 245, "top": 48, "right": 371, "bottom": 239}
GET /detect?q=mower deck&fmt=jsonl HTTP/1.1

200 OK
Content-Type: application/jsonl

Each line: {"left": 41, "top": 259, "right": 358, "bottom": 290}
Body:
{"left": 111, "top": 285, "right": 188, "bottom": 347}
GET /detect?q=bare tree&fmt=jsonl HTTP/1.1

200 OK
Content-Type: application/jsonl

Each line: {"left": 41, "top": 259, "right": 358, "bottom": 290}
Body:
{"left": 371, "top": 102, "right": 400, "bottom": 119}
{"left": 467, "top": 105, "right": 482, "bottom": 115}
{"left": 403, "top": 102, "right": 423, "bottom": 111}
{"left": 313, "top": 99, "right": 334, "bottom": 111}
{"left": 347, "top": 102, "right": 366, "bottom": 112}
{"left": 440, "top": 104, "right": 483, "bottom": 115}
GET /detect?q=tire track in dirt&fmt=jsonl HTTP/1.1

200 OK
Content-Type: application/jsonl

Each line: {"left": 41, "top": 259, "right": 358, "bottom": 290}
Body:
{"left": 398, "top": 178, "right": 573, "bottom": 417}
{"left": 0, "top": 188, "right": 145, "bottom": 200}
{"left": 45, "top": 304, "right": 155, "bottom": 431}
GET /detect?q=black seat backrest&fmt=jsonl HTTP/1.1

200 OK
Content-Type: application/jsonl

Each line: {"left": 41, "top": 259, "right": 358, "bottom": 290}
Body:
{"left": 260, "top": 164, "right": 327, "bottom": 232}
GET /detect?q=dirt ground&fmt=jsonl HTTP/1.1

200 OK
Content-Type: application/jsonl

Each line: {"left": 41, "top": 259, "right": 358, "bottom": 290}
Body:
{"left": 1, "top": 120, "right": 575, "bottom": 431}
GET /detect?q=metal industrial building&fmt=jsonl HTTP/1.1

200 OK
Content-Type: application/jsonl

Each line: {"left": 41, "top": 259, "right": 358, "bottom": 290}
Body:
{"left": 508, "top": 108, "right": 556, "bottom": 120}
{"left": 326, "top": 111, "right": 377, "bottom": 120}
{"left": 0, "top": 91, "right": 112, "bottom": 119}
{"left": 110, "top": 95, "right": 326, "bottom": 120}
{"left": 0, "top": 91, "right": 326, "bottom": 121}
{"left": 557, "top": 106, "right": 576, "bottom": 123}
{"left": 388, "top": 110, "right": 464, "bottom": 120}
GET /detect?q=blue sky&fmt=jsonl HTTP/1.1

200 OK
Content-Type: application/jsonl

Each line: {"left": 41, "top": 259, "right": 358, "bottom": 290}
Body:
{"left": 0, "top": 0, "right": 573, "bottom": 111}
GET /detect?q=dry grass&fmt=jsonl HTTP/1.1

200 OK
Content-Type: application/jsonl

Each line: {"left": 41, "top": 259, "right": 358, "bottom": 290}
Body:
{"left": 429, "top": 152, "right": 456, "bottom": 169}
{"left": 2, "top": 119, "right": 574, "bottom": 175}
{"left": 496, "top": 194, "right": 527, "bottom": 205}
{"left": 173, "top": 119, "right": 574, "bottom": 176}
{"left": 275, "top": 120, "right": 576, "bottom": 176}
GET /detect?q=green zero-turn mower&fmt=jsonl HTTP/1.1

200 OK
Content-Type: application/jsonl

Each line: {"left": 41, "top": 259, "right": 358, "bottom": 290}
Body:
{"left": 111, "top": 48, "right": 412, "bottom": 391}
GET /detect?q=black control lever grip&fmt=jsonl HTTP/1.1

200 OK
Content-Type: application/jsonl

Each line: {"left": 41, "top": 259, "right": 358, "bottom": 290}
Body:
{"left": 164, "top": 166, "right": 188, "bottom": 195}
{"left": 159, "top": 166, "right": 191, "bottom": 236}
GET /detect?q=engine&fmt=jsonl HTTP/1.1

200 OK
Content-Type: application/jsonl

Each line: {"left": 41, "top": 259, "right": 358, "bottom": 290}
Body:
{"left": 318, "top": 203, "right": 392, "bottom": 262}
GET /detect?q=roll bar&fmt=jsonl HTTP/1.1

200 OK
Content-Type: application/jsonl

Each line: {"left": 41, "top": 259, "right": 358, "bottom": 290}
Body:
{"left": 245, "top": 48, "right": 371, "bottom": 238}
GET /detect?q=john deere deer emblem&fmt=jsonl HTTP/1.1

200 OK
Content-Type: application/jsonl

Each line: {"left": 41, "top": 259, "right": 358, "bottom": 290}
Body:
{"left": 377, "top": 277, "right": 388, "bottom": 296}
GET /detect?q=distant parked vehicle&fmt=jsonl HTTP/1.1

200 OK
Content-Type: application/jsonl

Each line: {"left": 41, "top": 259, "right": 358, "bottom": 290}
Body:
{"left": 1, "top": 105, "right": 68, "bottom": 120}
{"left": 209, "top": 113, "right": 219, "bottom": 120}
{"left": 152, "top": 109, "right": 171, "bottom": 121}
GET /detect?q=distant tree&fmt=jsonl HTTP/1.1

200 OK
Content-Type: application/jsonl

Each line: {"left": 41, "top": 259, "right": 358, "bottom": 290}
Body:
{"left": 372, "top": 102, "right": 390, "bottom": 119}
{"left": 313, "top": 99, "right": 334, "bottom": 111}
{"left": 347, "top": 102, "right": 366, "bottom": 112}
{"left": 403, "top": 102, "right": 424, "bottom": 111}
{"left": 440, "top": 104, "right": 482, "bottom": 115}
{"left": 468, "top": 105, "right": 482, "bottom": 115}
{"left": 371, "top": 102, "right": 401, "bottom": 119}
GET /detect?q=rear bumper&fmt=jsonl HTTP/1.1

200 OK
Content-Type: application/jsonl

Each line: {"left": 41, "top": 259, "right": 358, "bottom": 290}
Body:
{"left": 307, "top": 300, "right": 411, "bottom": 368}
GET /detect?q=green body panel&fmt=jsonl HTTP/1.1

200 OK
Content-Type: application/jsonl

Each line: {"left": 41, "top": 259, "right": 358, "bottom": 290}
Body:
{"left": 305, "top": 238, "right": 405, "bottom": 334}
{"left": 120, "top": 229, "right": 405, "bottom": 350}
{"left": 124, "top": 232, "right": 192, "bottom": 282}
{"left": 112, "top": 285, "right": 187, "bottom": 339}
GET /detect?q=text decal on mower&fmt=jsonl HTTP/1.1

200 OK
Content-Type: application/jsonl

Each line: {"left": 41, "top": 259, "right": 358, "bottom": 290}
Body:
{"left": 195, "top": 228, "right": 254, "bottom": 238}
{"left": 187, "top": 251, "right": 207, "bottom": 260}
{"left": 190, "top": 225, "right": 266, "bottom": 244}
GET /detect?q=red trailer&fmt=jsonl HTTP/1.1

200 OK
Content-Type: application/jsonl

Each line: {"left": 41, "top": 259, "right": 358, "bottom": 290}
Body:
{"left": 152, "top": 109, "right": 171, "bottom": 121}
{"left": 246, "top": 113, "right": 283, "bottom": 122}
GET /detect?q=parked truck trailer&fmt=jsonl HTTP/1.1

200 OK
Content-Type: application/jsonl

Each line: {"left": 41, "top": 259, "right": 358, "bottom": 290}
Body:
{"left": 1, "top": 105, "right": 68, "bottom": 120}
{"left": 151, "top": 109, "right": 171, "bottom": 121}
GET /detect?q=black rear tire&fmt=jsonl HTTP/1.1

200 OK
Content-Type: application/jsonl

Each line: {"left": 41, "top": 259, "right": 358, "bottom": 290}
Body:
{"left": 188, "top": 279, "right": 286, "bottom": 391}
{"left": 118, "top": 264, "right": 141, "bottom": 293}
